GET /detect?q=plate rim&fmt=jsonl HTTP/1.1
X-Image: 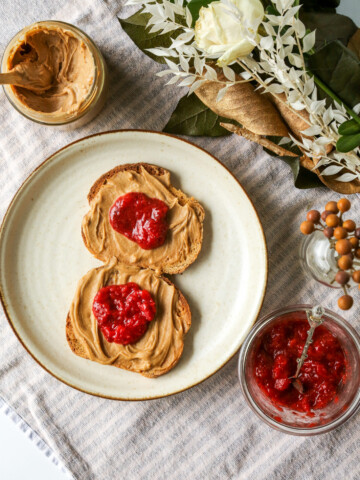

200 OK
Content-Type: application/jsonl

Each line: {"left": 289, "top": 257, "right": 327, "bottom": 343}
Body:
{"left": 0, "top": 129, "right": 268, "bottom": 401}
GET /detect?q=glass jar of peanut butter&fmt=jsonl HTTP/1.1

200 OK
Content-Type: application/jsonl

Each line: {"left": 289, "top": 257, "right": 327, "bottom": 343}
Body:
{"left": 1, "top": 21, "right": 108, "bottom": 128}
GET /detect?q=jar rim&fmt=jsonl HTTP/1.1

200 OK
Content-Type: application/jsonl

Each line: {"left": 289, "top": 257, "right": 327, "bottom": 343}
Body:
{"left": 238, "top": 304, "right": 360, "bottom": 436}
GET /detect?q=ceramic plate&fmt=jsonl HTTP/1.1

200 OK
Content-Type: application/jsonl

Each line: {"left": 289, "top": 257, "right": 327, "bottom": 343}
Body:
{"left": 0, "top": 131, "right": 267, "bottom": 400}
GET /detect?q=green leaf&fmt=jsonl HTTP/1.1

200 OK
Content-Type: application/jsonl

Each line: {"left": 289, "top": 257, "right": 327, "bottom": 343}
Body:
{"left": 119, "top": 12, "right": 180, "bottom": 64}
{"left": 300, "top": 0, "right": 340, "bottom": 12}
{"left": 263, "top": 0, "right": 339, "bottom": 13}
{"left": 278, "top": 156, "right": 324, "bottom": 189}
{"left": 336, "top": 133, "right": 360, "bottom": 152}
{"left": 338, "top": 119, "right": 360, "bottom": 136}
{"left": 307, "top": 40, "right": 360, "bottom": 109}
{"left": 260, "top": 0, "right": 273, "bottom": 8}
{"left": 186, "top": 0, "right": 212, "bottom": 25}
{"left": 163, "top": 93, "right": 235, "bottom": 136}
{"left": 300, "top": 13, "right": 357, "bottom": 49}
{"left": 265, "top": 4, "right": 278, "bottom": 15}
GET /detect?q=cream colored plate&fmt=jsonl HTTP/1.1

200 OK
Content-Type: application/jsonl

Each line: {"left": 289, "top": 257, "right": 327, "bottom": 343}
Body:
{"left": 0, "top": 131, "right": 267, "bottom": 400}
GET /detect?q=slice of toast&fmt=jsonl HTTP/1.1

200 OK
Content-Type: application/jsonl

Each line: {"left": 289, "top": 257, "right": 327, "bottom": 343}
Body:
{"left": 81, "top": 163, "right": 205, "bottom": 275}
{"left": 66, "top": 258, "right": 191, "bottom": 378}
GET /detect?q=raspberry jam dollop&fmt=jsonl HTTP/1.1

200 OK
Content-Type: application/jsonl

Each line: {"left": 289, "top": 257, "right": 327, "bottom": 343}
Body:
{"left": 254, "top": 316, "right": 347, "bottom": 413}
{"left": 109, "top": 192, "right": 169, "bottom": 250}
{"left": 92, "top": 283, "right": 156, "bottom": 345}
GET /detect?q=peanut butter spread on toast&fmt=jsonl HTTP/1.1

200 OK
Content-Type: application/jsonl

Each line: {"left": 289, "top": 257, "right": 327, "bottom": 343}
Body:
{"left": 68, "top": 258, "right": 190, "bottom": 377}
{"left": 82, "top": 166, "right": 204, "bottom": 274}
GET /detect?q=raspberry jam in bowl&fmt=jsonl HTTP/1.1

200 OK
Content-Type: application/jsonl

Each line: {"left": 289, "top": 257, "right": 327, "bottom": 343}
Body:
{"left": 238, "top": 305, "right": 360, "bottom": 435}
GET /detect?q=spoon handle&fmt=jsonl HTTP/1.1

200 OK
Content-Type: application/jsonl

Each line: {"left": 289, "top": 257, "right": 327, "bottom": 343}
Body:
{"left": 293, "top": 305, "right": 325, "bottom": 379}
{"left": 0, "top": 72, "right": 21, "bottom": 86}
{"left": 293, "top": 325, "right": 316, "bottom": 379}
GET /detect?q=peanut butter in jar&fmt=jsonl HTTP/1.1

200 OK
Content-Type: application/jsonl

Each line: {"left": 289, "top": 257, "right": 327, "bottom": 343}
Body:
{"left": 1, "top": 21, "right": 108, "bottom": 128}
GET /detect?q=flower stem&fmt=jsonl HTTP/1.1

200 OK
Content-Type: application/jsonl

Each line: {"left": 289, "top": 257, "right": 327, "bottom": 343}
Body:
{"left": 294, "top": 0, "right": 300, "bottom": 18}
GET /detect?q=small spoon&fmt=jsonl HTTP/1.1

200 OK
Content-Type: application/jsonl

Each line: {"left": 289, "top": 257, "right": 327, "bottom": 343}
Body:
{"left": 0, "top": 64, "right": 53, "bottom": 93}
{"left": 290, "top": 305, "right": 325, "bottom": 394}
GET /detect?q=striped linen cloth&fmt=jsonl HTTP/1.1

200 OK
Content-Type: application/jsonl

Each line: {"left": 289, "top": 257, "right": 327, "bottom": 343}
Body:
{"left": 0, "top": 1, "right": 359, "bottom": 479}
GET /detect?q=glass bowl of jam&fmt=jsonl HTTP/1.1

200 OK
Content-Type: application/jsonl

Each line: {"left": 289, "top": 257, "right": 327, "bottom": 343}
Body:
{"left": 238, "top": 305, "right": 360, "bottom": 435}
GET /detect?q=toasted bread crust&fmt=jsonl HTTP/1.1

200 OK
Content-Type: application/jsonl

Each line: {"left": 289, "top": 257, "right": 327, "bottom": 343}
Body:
{"left": 81, "top": 163, "right": 205, "bottom": 275}
{"left": 87, "top": 163, "right": 168, "bottom": 203}
{"left": 66, "top": 273, "right": 191, "bottom": 378}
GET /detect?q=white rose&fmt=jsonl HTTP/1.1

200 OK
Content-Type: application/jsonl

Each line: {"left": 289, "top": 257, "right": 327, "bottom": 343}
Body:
{"left": 194, "top": 0, "right": 264, "bottom": 67}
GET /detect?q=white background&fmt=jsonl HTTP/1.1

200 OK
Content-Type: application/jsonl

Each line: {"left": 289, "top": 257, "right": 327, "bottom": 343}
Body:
{"left": 0, "top": 409, "right": 69, "bottom": 480}
{"left": 0, "top": 1, "right": 359, "bottom": 479}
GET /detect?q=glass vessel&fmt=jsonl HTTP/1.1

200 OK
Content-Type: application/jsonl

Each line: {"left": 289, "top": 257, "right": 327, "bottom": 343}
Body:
{"left": 238, "top": 304, "right": 360, "bottom": 435}
{"left": 299, "top": 231, "right": 340, "bottom": 287}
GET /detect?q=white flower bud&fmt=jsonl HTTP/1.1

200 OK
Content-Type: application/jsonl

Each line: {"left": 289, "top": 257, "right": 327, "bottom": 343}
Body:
{"left": 195, "top": 0, "right": 264, "bottom": 66}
